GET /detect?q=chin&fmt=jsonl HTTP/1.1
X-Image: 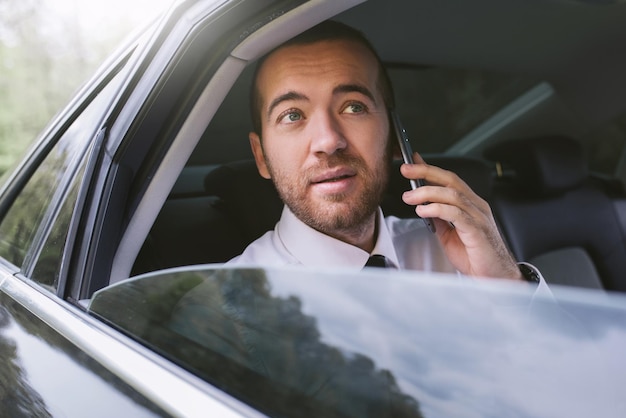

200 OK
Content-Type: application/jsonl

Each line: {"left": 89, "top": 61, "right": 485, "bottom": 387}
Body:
{"left": 311, "top": 200, "right": 376, "bottom": 231}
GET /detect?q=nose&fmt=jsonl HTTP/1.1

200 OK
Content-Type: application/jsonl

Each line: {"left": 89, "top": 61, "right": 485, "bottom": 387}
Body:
{"left": 309, "top": 111, "right": 347, "bottom": 155}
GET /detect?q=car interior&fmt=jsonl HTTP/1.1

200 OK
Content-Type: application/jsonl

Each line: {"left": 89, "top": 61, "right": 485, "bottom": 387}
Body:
{"left": 115, "top": 0, "right": 626, "bottom": 293}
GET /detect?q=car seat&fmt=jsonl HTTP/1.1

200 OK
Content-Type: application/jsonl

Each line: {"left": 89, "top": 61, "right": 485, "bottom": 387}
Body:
{"left": 485, "top": 135, "right": 626, "bottom": 292}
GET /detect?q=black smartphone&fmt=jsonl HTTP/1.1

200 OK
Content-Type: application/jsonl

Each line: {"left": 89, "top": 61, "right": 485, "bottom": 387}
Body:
{"left": 391, "top": 110, "right": 436, "bottom": 233}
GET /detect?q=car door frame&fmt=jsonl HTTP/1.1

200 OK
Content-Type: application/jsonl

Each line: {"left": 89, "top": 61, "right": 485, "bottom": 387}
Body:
{"left": 67, "top": 0, "right": 324, "bottom": 299}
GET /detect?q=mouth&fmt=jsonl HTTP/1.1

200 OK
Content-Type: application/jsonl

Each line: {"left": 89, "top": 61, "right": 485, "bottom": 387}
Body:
{"left": 310, "top": 168, "right": 357, "bottom": 185}
{"left": 312, "top": 173, "right": 355, "bottom": 184}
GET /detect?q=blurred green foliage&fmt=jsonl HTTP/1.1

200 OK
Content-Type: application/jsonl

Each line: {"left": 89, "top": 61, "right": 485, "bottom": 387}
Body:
{"left": 0, "top": 0, "right": 128, "bottom": 176}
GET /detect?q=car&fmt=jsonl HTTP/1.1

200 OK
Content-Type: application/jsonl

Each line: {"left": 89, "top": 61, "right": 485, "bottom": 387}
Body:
{"left": 1, "top": 0, "right": 625, "bottom": 416}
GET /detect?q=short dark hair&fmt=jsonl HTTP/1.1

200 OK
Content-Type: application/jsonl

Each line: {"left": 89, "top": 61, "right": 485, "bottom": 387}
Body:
{"left": 249, "top": 20, "right": 395, "bottom": 136}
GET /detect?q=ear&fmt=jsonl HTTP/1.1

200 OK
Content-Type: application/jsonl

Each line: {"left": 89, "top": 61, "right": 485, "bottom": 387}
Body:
{"left": 249, "top": 132, "right": 271, "bottom": 179}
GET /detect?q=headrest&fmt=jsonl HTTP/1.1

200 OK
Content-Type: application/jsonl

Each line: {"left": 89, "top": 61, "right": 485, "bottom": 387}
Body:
{"left": 484, "top": 136, "right": 588, "bottom": 196}
{"left": 204, "top": 161, "right": 283, "bottom": 242}
{"left": 425, "top": 156, "right": 493, "bottom": 200}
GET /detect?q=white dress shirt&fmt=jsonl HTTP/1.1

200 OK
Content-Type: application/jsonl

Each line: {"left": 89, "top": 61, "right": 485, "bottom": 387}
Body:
{"left": 229, "top": 206, "right": 458, "bottom": 273}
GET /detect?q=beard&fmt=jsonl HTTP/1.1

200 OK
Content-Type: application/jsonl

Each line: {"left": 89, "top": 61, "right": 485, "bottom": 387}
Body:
{"left": 265, "top": 148, "right": 391, "bottom": 239}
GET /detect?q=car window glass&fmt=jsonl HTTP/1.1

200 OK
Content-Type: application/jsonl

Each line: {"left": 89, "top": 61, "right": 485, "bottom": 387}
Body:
{"left": 89, "top": 269, "right": 428, "bottom": 417}
{"left": 389, "top": 66, "right": 626, "bottom": 179}
{"left": 30, "top": 168, "right": 83, "bottom": 291}
{"left": 0, "top": 73, "right": 124, "bottom": 271}
{"left": 387, "top": 66, "right": 539, "bottom": 153}
{"left": 89, "top": 267, "right": 626, "bottom": 418}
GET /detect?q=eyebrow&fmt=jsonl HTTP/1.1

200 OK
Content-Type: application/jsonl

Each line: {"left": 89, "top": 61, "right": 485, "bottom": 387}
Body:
{"left": 267, "top": 91, "right": 309, "bottom": 121}
{"left": 333, "top": 83, "right": 377, "bottom": 104}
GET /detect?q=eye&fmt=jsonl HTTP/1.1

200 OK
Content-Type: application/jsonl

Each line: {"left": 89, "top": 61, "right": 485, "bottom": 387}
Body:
{"left": 277, "top": 109, "right": 303, "bottom": 124}
{"left": 342, "top": 102, "right": 367, "bottom": 114}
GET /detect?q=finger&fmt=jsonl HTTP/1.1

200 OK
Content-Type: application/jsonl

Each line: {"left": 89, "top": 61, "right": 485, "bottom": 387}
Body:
{"left": 414, "top": 200, "right": 477, "bottom": 228}
{"left": 408, "top": 173, "right": 488, "bottom": 221}
{"left": 403, "top": 185, "right": 491, "bottom": 226}
{"left": 400, "top": 160, "right": 470, "bottom": 193}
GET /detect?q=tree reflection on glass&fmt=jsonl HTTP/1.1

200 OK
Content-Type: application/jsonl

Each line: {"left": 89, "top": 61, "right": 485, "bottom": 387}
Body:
{"left": 90, "top": 269, "right": 423, "bottom": 418}
{"left": 0, "top": 305, "right": 52, "bottom": 418}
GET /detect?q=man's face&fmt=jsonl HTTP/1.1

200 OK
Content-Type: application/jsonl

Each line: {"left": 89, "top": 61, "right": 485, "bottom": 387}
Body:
{"left": 249, "top": 39, "right": 391, "bottom": 238}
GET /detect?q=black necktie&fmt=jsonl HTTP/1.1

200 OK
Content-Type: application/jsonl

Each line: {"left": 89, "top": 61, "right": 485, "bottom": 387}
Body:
{"left": 364, "top": 254, "right": 388, "bottom": 268}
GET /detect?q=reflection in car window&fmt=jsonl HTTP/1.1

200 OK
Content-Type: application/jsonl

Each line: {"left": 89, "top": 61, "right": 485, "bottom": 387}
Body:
{"left": 0, "top": 293, "right": 168, "bottom": 417}
{"left": 388, "top": 66, "right": 538, "bottom": 153}
{"left": 90, "top": 267, "right": 626, "bottom": 418}
{"left": 90, "top": 269, "right": 424, "bottom": 418}
{"left": 0, "top": 71, "right": 124, "bottom": 274}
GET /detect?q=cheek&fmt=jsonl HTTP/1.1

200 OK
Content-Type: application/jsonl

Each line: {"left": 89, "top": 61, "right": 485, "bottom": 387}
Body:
{"left": 356, "top": 121, "right": 391, "bottom": 164}
{"left": 263, "top": 142, "right": 303, "bottom": 179}
{"left": 260, "top": 127, "right": 301, "bottom": 171}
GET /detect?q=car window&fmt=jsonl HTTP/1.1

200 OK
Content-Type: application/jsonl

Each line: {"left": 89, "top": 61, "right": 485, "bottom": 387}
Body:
{"left": 89, "top": 267, "right": 626, "bottom": 418}
{"left": 389, "top": 66, "right": 626, "bottom": 179}
{"left": 89, "top": 268, "right": 433, "bottom": 417}
{"left": 388, "top": 66, "right": 539, "bottom": 153}
{"left": 0, "top": 70, "right": 125, "bottom": 277}
{"left": 30, "top": 168, "right": 83, "bottom": 290}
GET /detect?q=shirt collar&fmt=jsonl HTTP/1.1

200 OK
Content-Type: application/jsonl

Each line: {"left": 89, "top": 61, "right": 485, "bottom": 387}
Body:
{"left": 275, "top": 206, "right": 400, "bottom": 270}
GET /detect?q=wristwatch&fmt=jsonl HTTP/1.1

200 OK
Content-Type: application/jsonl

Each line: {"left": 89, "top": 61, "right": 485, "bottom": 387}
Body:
{"left": 518, "top": 263, "right": 541, "bottom": 284}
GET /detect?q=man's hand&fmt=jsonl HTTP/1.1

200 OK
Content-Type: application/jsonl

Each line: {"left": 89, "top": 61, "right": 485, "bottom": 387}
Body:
{"left": 400, "top": 152, "right": 523, "bottom": 280}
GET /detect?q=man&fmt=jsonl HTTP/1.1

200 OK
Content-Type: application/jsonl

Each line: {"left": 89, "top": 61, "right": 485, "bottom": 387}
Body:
{"left": 229, "top": 20, "right": 541, "bottom": 283}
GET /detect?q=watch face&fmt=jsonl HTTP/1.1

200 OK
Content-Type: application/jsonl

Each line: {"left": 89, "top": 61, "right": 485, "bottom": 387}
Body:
{"left": 519, "top": 264, "right": 541, "bottom": 284}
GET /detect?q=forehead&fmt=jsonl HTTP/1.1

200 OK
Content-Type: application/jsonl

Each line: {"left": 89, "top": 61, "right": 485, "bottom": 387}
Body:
{"left": 256, "top": 39, "right": 381, "bottom": 103}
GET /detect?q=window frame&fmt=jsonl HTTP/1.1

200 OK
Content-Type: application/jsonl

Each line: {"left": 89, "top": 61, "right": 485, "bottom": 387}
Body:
{"left": 73, "top": 0, "right": 323, "bottom": 299}
{"left": 0, "top": 47, "right": 137, "bottom": 297}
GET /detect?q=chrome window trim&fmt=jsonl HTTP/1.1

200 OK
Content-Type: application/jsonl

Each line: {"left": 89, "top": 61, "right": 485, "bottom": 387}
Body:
{"left": 20, "top": 143, "right": 92, "bottom": 280}
{"left": 0, "top": 273, "right": 261, "bottom": 418}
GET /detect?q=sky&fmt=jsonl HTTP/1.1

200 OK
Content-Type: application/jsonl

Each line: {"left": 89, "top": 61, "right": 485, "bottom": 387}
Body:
{"left": 0, "top": 0, "right": 176, "bottom": 50}
{"left": 39, "top": 0, "right": 175, "bottom": 45}
{"left": 43, "top": 0, "right": 174, "bottom": 26}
